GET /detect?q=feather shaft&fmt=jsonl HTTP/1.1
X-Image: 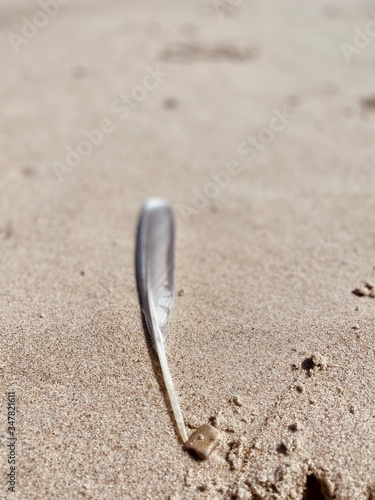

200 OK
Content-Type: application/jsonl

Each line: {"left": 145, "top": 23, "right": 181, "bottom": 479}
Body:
{"left": 136, "top": 199, "right": 188, "bottom": 443}
{"left": 148, "top": 283, "right": 188, "bottom": 442}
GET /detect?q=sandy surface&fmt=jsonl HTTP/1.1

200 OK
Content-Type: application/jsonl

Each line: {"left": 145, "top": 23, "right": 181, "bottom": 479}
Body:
{"left": 0, "top": 0, "right": 374, "bottom": 498}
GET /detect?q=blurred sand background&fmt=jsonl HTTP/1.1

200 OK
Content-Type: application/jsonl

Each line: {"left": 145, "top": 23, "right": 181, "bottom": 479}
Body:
{"left": 0, "top": 0, "right": 374, "bottom": 498}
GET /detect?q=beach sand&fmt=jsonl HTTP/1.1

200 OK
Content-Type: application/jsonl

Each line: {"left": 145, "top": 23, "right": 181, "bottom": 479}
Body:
{"left": 0, "top": 0, "right": 374, "bottom": 498}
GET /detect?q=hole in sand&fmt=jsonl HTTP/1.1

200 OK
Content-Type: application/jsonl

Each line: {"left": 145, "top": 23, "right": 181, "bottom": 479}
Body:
{"left": 302, "top": 473, "right": 333, "bottom": 500}
{"left": 276, "top": 443, "right": 287, "bottom": 455}
{"left": 301, "top": 357, "right": 315, "bottom": 371}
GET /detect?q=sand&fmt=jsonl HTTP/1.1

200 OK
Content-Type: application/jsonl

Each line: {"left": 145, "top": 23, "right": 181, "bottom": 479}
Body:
{"left": 0, "top": 0, "right": 374, "bottom": 498}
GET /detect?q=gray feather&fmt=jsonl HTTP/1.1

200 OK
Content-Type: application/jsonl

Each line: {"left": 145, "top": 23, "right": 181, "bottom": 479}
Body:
{"left": 135, "top": 198, "right": 187, "bottom": 442}
{"left": 136, "top": 198, "right": 175, "bottom": 345}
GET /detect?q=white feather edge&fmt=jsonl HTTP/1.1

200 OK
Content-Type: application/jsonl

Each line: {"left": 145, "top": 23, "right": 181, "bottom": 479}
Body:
{"left": 136, "top": 198, "right": 188, "bottom": 443}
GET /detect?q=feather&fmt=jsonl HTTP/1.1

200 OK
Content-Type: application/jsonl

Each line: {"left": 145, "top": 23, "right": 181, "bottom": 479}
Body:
{"left": 136, "top": 198, "right": 188, "bottom": 443}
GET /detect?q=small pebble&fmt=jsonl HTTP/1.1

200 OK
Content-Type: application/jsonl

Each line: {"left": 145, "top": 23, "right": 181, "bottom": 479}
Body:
{"left": 311, "top": 353, "right": 328, "bottom": 370}
{"left": 183, "top": 424, "right": 220, "bottom": 460}
{"left": 178, "top": 289, "right": 185, "bottom": 296}
{"left": 231, "top": 395, "right": 243, "bottom": 407}
{"left": 352, "top": 325, "right": 360, "bottom": 330}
